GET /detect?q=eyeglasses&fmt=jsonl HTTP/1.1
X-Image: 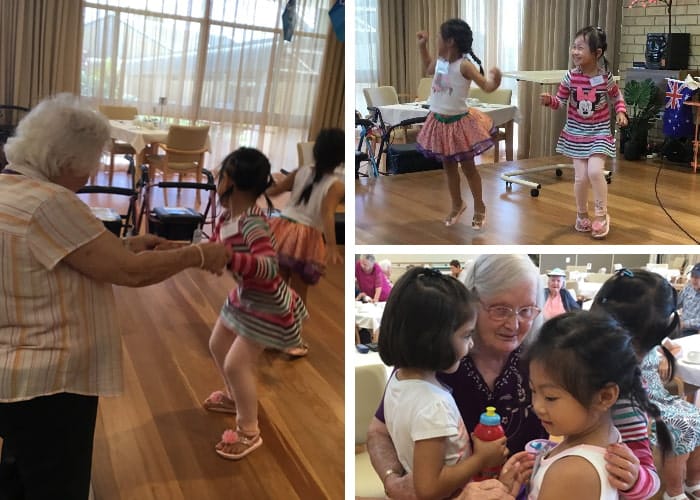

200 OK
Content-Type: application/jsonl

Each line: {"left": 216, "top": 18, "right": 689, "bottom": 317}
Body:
{"left": 480, "top": 302, "right": 541, "bottom": 322}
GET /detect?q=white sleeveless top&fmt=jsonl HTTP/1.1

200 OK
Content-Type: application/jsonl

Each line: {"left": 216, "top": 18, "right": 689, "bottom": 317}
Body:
{"left": 281, "top": 165, "right": 340, "bottom": 231}
{"left": 528, "top": 429, "right": 621, "bottom": 499}
{"left": 429, "top": 57, "right": 470, "bottom": 115}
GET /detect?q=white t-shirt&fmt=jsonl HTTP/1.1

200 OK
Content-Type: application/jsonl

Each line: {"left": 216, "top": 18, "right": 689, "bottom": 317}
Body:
{"left": 281, "top": 166, "right": 341, "bottom": 231}
{"left": 384, "top": 372, "right": 470, "bottom": 473}
{"left": 528, "top": 428, "right": 621, "bottom": 499}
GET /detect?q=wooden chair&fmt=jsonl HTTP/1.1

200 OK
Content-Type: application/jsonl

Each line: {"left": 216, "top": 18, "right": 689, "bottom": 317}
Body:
{"left": 355, "top": 364, "right": 388, "bottom": 499}
{"left": 468, "top": 87, "right": 513, "bottom": 163}
{"left": 416, "top": 77, "right": 432, "bottom": 101}
{"left": 146, "top": 125, "right": 210, "bottom": 202}
{"left": 97, "top": 105, "right": 139, "bottom": 184}
{"left": 362, "top": 86, "right": 419, "bottom": 144}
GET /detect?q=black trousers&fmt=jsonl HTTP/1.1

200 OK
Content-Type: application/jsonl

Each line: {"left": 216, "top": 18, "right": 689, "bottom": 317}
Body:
{"left": 0, "top": 393, "right": 98, "bottom": 500}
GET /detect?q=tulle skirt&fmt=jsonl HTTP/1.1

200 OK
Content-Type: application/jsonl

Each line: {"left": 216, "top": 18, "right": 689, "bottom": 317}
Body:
{"left": 417, "top": 108, "right": 496, "bottom": 163}
{"left": 269, "top": 216, "right": 326, "bottom": 285}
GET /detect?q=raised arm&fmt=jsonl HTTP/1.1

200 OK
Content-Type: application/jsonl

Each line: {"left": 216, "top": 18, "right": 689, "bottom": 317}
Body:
{"left": 417, "top": 31, "right": 436, "bottom": 76}
{"left": 462, "top": 60, "right": 501, "bottom": 93}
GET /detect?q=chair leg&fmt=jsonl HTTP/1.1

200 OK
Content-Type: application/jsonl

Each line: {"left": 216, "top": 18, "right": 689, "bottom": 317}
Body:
{"left": 109, "top": 153, "right": 115, "bottom": 185}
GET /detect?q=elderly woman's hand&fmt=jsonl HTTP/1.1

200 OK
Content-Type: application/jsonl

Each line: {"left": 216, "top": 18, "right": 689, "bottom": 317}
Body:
{"left": 455, "top": 480, "right": 514, "bottom": 500}
{"left": 197, "top": 242, "right": 230, "bottom": 275}
{"left": 126, "top": 234, "right": 171, "bottom": 253}
{"left": 604, "top": 442, "right": 639, "bottom": 492}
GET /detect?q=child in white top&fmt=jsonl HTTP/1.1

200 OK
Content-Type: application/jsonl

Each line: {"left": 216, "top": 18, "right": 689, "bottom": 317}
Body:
{"left": 416, "top": 18, "right": 502, "bottom": 229}
{"left": 526, "top": 311, "right": 667, "bottom": 499}
{"left": 379, "top": 267, "right": 530, "bottom": 499}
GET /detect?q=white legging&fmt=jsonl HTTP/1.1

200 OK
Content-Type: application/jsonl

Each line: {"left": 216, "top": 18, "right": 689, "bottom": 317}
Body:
{"left": 573, "top": 155, "right": 607, "bottom": 217}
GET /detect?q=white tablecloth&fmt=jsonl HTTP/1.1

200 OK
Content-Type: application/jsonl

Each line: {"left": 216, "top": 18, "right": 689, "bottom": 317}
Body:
{"left": 110, "top": 120, "right": 169, "bottom": 152}
{"left": 377, "top": 102, "right": 518, "bottom": 127}
{"left": 355, "top": 301, "right": 386, "bottom": 331}
{"left": 672, "top": 334, "right": 700, "bottom": 386}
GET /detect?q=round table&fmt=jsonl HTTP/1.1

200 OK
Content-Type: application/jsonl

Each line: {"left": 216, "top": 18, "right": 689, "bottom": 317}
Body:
{"left": 671, "top": 334, "right": 700, "bottom": 386}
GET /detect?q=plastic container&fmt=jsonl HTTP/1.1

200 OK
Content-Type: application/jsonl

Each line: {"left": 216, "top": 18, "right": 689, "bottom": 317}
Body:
{"left": 472, "top": 406, "right": 505, "bottom": 481}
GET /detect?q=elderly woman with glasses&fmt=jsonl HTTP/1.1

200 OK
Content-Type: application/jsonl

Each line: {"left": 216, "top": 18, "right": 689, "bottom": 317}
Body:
{"left": 368, "top": 254, "right": 660, "bottom": 500}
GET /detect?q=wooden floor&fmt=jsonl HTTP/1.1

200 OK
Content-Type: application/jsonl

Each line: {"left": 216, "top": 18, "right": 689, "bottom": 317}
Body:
{"left": 356, "top": 155, "right": 700, "bottom": 245}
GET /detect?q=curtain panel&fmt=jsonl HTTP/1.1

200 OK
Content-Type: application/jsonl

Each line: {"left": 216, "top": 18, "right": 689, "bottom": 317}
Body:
{"left": 377, "top": 0, "right": 459, "bottom": 100}
{"left": 519, "top": 0, "right": 621, "bottom": 159}
{"left": 309, "top": 22, "right": 344, "bottom": 141}
{"left": 0, "top": 0, "right": 83, "bottom": 108}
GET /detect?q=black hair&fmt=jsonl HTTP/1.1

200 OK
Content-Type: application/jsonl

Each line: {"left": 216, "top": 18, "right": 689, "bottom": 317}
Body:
{"left": 449, "top": 259, "right": 461, "bottom": 268}
{"left": 591, "top": 269, "right": 679, "bottom": 381}
{"left": 217, "top": 147, "right": 274, "bottom": 209}
{"left": 574, "top": 26, "right": 609, "bottom": 72}
{"left": 378, "top": 267, "right": 477, "bottom": 372}
{"left": 525, "top": 311, "right": 672, "bottom": 457}
{"left": 296, "top": 128, "right": 344, "bottom": 206}
{"left": 440, "top": 18, "right": 484, "bottom": 76}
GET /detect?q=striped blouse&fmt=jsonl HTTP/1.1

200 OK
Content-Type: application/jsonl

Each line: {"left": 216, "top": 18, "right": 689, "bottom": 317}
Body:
{"left": 0, "top": 170, "right": 122, "bottom": 402}
{"left": 548, "top": 69, "right": 627, "bottom": 158}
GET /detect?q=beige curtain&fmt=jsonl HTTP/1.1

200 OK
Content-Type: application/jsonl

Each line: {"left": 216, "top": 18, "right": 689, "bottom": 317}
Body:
{"left": 0, "top": 0, "right": 82, "bottom": 107}
{"left": 309, "top": 25, "right": 344, "bottom": 140}
{"left": 378, "top": 0, "right": 459, "bottom": 100}
{"left": 519, "top": 0, "right": 621, "bottom": 158}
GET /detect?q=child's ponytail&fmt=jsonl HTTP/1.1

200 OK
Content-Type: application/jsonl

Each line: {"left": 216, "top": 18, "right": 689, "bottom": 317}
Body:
{"left": 468, "top": 49, "right": 484, "bottom": 76}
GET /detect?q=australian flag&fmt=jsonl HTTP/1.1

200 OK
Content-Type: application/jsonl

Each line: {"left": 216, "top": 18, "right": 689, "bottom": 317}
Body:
{"left": 663, "top": 79, "right": 695, "bottom": 138}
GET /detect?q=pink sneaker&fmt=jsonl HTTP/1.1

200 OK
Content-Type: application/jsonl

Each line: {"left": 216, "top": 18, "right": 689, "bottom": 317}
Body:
{"left": 574, "top": 216, "right": 592, "bottom": 232}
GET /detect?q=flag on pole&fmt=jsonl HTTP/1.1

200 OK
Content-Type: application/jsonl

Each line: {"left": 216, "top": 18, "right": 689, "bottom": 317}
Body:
{"left": 663, "top": 78, "right": 695, "bottom": 138}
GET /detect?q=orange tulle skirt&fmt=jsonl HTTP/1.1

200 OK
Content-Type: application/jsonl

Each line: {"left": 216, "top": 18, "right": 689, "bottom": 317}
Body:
{"left": 269, "top": 216, "right": 326, "bottom": 285}
{"left": 416, "top": 108, "right": 496, "bottom": 162}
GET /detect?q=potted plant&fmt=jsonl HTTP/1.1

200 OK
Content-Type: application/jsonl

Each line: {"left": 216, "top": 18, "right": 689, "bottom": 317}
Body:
{"left": 621, "top": 78, "right": 661, "bottom": 160}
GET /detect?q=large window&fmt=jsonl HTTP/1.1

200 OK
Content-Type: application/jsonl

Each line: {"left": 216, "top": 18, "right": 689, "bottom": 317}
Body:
{"left": 355, "top": 0, "right": 378, "bottom": 114}
{"left": 82, "top": 0, "right": 329, "bottom": 171}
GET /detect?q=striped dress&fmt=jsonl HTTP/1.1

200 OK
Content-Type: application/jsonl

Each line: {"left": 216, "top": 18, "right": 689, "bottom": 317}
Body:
{"left": 548, "top": 69, "right": 626, "bottom": 158}
{"left": 213, "top": 206, "right": 308, "bottom": 350}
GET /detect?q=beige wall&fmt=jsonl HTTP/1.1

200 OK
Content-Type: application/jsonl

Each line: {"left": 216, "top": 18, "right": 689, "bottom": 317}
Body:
{"left": 620, "top": 0, "right": 700, "bottom": 70}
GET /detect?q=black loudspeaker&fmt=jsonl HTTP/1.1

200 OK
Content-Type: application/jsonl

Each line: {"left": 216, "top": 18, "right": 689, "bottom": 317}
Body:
{"left": 646, "top": 33, "right": 690, "bottom": 70}
{"left": 661, "top": 138, "right": 693, "bottom": 165}
{"left": 387, "top": 143, "right": 442, "bottom": 174}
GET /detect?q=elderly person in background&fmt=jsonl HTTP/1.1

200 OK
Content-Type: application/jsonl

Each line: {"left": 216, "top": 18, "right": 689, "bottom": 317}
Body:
{"left": 0, "top": 94, "right": 229, "bottom": 499}
{"left": 378, "top": 259, "right": 393, "bottom": 283}
{"left": 355, "top": 254, "right": 392, "bottom": 303}
{"left": 542, "top": 267, "right": 580, "bottom": 320}
{"left": 678, "top": 263, "right": 700, "bottom": 337}
{"left": 449, "top": 258, "right": 468, "bottom": 284}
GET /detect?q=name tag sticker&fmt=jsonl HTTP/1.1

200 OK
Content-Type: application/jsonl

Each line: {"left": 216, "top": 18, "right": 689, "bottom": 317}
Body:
{"left": 436, "top": 59, "right": 449, "bottom": 75}
{"left": 589, "top": 75, "right": 605, "bottom": 86}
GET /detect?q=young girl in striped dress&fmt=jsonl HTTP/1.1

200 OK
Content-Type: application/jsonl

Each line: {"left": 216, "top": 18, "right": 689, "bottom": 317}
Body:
{"left": 202, "top": 147, "right": 308, "bottom": 459}
{"left": 540, "top": 26, "right": 628, "bottom": 239}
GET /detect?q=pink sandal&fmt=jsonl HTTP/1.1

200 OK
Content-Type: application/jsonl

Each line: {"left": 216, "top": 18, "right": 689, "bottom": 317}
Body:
{"left": 202, "top": 390, "right": 237, "bottom": 414}
{"left": 444, "top": 203, "right": 466, "bottom": 227}
{"left": 215, "top": 429, "right": 263, "bottom": 460}
{"left": 591, "top": 214, "right": 610, "bottom": 239}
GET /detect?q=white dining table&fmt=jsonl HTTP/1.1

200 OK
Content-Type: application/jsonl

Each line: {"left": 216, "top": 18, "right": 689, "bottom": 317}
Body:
{"left": 671, "top": 334, "right": 700, "bottom": 387}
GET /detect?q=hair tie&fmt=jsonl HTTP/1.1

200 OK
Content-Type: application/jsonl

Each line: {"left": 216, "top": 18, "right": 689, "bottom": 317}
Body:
{"left": 418, "top": 268, "right": 443, "bottom": 279}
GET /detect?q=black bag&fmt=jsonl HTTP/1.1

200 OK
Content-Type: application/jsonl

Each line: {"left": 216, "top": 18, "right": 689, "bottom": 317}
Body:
{"left": 148, "top": 206, "right": 203, "bottom": 241}
{"left": 387, "top": 143, "right": 442, "bottom": 174}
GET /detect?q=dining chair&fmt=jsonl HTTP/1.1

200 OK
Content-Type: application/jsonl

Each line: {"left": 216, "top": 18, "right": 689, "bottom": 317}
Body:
{"left": 147, "top": 125, "right": 210, "bottom": 202}
{"left": 362, "top": 86, "right": 419, "bottom": 144}
{"left": 97, "top": 105, "right": 139, "bottom": 184}
{"left": 415, "top": 77, "right": 432, "bottom": 101}
{"left": 355, "top": 363, "right": 388, "bottom": 499}
{"left": 468, "top": 87, "right": 512, "bottom": 163}
{"left": 297, "top": 141, "right": 315, "bottom": 166}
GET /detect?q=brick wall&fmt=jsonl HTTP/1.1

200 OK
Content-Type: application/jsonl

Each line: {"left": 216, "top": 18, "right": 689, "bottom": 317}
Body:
{"left": 620, "top": 0, "right": 700, "bottom": 70}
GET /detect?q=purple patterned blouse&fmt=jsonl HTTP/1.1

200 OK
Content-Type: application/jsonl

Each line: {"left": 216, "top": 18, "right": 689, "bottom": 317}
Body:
{"left": 375, "top": 346, "right": 547, "bottom": 454}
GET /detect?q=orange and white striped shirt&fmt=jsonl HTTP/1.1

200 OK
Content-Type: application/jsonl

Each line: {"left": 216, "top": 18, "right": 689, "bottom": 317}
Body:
{"left": 0, "top": 170, "right": 122, "bottom": 402}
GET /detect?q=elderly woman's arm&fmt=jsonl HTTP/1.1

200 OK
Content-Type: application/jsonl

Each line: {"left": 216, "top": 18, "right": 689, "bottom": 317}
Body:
{"left": 63, "top": 230, "right": 229, "bottom": 287}
{"left": 366, "top": 416, "right": 417, "bottom": 500}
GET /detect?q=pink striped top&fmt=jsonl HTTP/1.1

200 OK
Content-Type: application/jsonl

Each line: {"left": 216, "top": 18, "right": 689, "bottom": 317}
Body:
{"left": 0, "top": 170, "right": 122, "bottom": 402}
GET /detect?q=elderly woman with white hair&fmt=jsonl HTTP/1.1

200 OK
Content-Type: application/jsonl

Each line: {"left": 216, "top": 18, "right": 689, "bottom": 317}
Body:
{"left": 0, "top": 94, "right": 229, "bottom": 499}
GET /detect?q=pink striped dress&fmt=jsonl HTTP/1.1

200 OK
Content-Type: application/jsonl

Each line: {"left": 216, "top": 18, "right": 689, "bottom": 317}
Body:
{"left": 213, "top": 206, "right": 308, "bottom": 350}
{"left": 547, "top": 69, "right": 626, "bottom": 158}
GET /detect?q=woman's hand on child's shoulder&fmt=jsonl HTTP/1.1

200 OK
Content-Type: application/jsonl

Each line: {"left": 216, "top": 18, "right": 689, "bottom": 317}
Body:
{"left": 540, "top": 93, "right": 553, "bottom": 106}
{"left": 416, "top": 31, "right": 429, "bottom": 47}
{"left": 604, "top": 443, "right": 639, "bottom": 492}
{"left": 471, "top": 434, "right": 508, "bottom": 468}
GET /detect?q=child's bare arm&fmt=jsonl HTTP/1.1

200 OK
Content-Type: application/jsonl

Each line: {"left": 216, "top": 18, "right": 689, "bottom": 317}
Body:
{"left": 537, "top": 456, "right": 601, "bottom": 500}
{"left": 266, "top": 169, "right": 296, "bottom": 197}
{"left": 320, "top": 180, "right": 344, "bottom": 265}
{"left": 461, "top": 60, "right": 501, "bottom": 92}
{"left": 417, "top": 31, "right": 436, "bottom": 76}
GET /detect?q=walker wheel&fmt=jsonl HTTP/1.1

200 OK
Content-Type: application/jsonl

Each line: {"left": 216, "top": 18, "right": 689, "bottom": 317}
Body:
{"left": 530, "top": 188, "right": 540, "bottom": 197}
{"left": 505, "top": 181, "right": 512, "bottom": 190}
{"left": 555, "top": 168, "right": 563, "bottom": 176}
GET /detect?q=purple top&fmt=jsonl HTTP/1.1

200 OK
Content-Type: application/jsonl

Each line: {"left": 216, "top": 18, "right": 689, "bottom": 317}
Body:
{"left": 375, "top": 346, "right": 547, "bottom": 454}
{"left": 355, "top": 260, "right": 392, "bottom": 302}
